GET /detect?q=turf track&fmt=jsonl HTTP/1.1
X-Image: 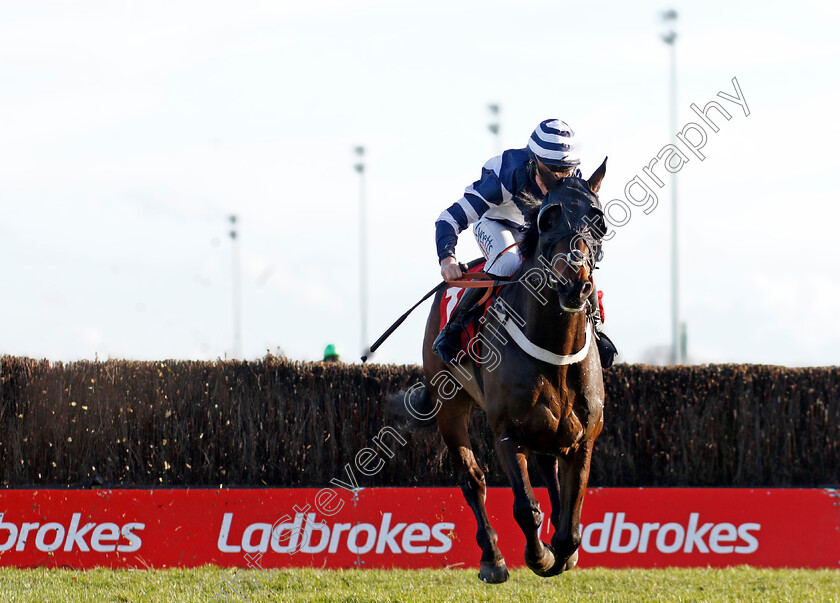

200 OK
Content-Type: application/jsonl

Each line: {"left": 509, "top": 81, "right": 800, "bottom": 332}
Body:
{"left": 0, "top": 567, "right": 837, "bottom": 602}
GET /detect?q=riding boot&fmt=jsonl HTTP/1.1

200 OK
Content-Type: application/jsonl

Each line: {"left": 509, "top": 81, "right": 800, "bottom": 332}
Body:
{"left": 433, "top": 287, "right": 485, "bottom": 365}
{"left": 589, "top": 286, "right": 618, "bottom": 369}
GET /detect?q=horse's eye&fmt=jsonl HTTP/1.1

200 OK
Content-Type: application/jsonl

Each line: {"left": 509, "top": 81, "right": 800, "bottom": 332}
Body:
{"left": 539, "top": 206, "right": 561, "bottom": 232}
{"left": 586, "top": 210, "right": 607, "bottom": 239}
{"left": 541, "top": 215, "right": 552, "bottom": 231}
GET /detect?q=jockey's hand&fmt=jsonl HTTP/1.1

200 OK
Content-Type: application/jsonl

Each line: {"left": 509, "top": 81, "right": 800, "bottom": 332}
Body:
{"left": 440, "top": 256, "right": 463, "bottom": 283}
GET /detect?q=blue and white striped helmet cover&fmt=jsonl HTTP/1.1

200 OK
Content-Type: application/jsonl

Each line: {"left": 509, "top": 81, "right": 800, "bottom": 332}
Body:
{"left": 527, "top": 119, "right": 580, "bottom": 168}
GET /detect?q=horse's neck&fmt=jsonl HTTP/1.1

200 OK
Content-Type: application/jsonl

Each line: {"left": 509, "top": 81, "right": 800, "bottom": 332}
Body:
{"left": 503, "top": 259, "right": 589, "bottom": 357}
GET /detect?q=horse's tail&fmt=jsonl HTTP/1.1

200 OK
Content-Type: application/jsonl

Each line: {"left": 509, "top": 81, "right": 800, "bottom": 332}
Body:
{"left": 386, "top": 379, "right": 438, "bottom": 430}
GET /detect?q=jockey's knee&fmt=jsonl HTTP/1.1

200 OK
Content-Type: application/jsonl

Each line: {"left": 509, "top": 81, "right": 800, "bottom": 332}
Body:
{"left": 487, "top": 253, "right": 521, "bottom": 278}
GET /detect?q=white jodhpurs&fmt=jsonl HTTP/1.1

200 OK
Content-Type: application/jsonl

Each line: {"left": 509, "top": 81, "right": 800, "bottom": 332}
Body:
{"left": 473, "top": 217, "right": 525, "bottom": 277}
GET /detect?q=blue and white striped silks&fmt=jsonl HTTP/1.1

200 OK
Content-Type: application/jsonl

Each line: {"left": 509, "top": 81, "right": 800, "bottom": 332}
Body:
{"left": 435, "top": 146, "right": 582, "bottom": 262}
{"left": 435, "top": 148, "right": 537, "bottom": 262}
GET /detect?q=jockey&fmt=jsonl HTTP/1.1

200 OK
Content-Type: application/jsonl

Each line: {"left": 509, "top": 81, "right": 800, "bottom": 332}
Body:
{"left": 432, "top": 119, "right": 618, "bottom": 368}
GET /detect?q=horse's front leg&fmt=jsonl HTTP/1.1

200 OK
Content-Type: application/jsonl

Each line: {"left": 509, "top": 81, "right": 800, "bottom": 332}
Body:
{"left": 548, "top": 438, "right": 600, "bottom": 572}
{"left": 495, "top": 428, "right": 556, "bottom": 576}
{"left": 534, "top": 453, "right": 563, "bottom": 534}
{"left": 535, "top": 452, "right": 581, "bottom": 574}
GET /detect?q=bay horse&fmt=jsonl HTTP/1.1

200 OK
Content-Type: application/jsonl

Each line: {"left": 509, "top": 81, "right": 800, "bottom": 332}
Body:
{"left": 418, "top": 160, "right": 608, "bottom": 582}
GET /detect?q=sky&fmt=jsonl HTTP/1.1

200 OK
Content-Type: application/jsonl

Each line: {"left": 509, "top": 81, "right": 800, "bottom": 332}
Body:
{"left": 1, "top": 0, "right": 839, "bottom": 366}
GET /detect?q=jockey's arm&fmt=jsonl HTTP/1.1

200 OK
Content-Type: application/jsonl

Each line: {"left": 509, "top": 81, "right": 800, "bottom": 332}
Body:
{"left": 435, "top": 155, "right": 507, "bottom": 277}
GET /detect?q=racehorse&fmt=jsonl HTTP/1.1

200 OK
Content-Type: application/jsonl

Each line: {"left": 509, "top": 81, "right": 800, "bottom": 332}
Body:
{"left": 417, "top": 160, "right": 608, "bottom": 582}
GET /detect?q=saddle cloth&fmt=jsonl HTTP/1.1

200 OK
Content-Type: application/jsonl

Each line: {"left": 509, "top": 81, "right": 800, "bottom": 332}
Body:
{"left": 438, "top": 262, "right": 496, "bottom": 353}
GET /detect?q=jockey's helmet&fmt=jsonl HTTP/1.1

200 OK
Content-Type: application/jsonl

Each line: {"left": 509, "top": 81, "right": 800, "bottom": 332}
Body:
{"left": 527, "top": 119, "right": 580, "bottom": 169}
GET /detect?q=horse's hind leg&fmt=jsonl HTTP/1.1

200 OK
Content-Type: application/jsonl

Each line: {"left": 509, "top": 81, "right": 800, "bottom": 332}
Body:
{"left": 437, "top": 397, "right": 509, "bottom": 583}
{"left": 495, "top": 428, "right": 556, "bottom": 577}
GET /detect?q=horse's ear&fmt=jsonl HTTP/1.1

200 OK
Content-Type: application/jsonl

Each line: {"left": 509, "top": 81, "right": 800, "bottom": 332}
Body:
{"left": 588, "top": 157, "right": 608, "bottom": 194}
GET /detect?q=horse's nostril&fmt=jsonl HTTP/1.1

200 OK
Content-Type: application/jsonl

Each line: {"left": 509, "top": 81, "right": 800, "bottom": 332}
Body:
{"left": 581, "top": 281, "right": 593, "bottom": 299}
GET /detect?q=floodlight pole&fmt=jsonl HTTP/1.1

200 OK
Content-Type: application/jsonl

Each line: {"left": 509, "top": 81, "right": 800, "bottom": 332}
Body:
{"left": 662, "top": 10, "right": 681, "bottom": 365}
{"left": 229, "top": 215, "right": 242, "bottom": 359}
{"left": 354, "top": 146, "right": 368, "bottom": 355}
{"left": 488, "top": 103, "right": 501, "bottom": 155}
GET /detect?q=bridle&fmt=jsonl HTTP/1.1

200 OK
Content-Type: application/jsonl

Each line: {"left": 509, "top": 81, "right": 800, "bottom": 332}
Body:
{"left": 538, "top": 232, "right": 596, "bottom": 290}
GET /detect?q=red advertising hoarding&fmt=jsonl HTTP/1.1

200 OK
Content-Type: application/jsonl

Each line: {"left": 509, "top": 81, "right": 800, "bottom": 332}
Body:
{"left": 0, "top": 488, "right": 837, "bottom": 569}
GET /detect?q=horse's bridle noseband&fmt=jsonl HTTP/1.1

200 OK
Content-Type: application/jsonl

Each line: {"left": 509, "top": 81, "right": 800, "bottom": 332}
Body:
{"left": 542, "top": 242, "right": 591, "bottom": 290}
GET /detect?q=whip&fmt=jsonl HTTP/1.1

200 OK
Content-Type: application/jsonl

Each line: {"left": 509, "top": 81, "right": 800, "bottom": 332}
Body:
{"left": 360, "top": 257, "right": 486, "bottom": 363}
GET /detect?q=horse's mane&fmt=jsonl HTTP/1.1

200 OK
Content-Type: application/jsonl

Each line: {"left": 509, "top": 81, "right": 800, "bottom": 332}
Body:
{"left": 516, "top": 190, "right": 542, "bottom": 260}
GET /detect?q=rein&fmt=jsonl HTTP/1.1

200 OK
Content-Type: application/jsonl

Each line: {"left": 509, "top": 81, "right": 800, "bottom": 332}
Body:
{"left": 361, "top": 236, "right": 595, "bottom": 366}
{"left": 444, "top": 240, "right": 524, "bottom": 288}
{"left": 444, "top": 270, "right": 593, "bottom": 366}
{"left": 444, "top": 241, "right": 524, "bottom": 306}
{"left": 444, "top": 271, "right": 500, "bottom": 289}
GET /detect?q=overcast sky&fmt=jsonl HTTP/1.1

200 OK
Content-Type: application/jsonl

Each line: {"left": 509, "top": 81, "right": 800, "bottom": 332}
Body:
{"left": 2, "top": 0, "right": 838, "bottom": 366}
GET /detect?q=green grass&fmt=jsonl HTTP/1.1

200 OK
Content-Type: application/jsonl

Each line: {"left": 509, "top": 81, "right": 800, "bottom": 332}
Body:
{"left": 0, "top": 567, "right": 837, "bottom": 602}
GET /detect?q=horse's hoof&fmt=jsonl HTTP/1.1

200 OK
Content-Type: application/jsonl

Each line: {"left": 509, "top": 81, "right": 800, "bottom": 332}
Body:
{"left": 525, "top": 543, "right": 558, "bottom": 577}
{"left": 478, "top": 562, "right": 510, "bottom": 583}
{"left": 534, "top": 547, "right": 579, "bottom": 578}
{"left": 563, "top": 549, "right": 579, "bottom": 571}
